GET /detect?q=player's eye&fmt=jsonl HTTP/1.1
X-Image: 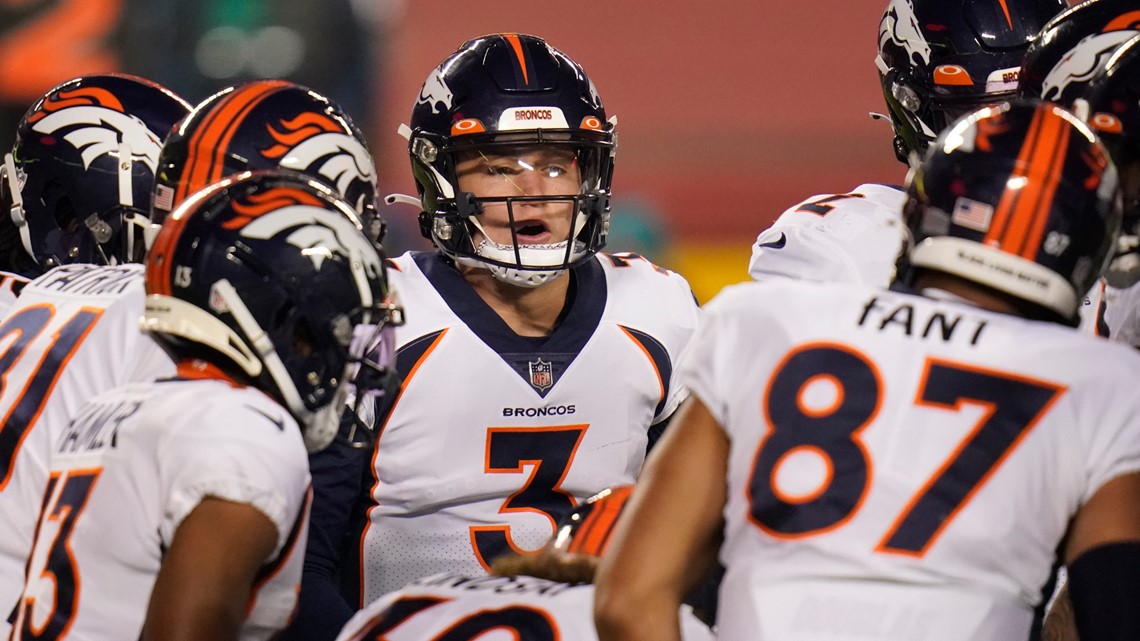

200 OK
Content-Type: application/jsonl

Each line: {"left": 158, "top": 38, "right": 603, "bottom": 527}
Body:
{"left": 486, "top": 163, "right": 518, "bottom": 176}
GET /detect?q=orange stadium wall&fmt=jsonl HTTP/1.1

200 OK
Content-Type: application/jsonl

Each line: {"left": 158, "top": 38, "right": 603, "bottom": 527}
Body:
{"left": 374, "top": 1, "right": 904, "bottom": 302}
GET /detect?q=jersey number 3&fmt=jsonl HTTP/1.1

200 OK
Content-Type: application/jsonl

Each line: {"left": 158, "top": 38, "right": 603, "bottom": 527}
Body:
{"left": 749, "top": 343, "right": 1062, "bottom": 556}
{"left": 470, "top": 426, "right": 588, "bottom": 569}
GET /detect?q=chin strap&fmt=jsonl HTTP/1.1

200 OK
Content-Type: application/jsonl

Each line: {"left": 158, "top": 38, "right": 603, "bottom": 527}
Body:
{"left": 4, "top": 152, "right": 36, "bottom": 266}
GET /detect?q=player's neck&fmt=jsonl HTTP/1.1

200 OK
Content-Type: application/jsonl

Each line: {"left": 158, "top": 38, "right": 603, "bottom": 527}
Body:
{"left": 460, "top": 265, "right": 571, "bottom": 337}
{"left": 913, "top": 271, "right": 1020, "bottom": 316}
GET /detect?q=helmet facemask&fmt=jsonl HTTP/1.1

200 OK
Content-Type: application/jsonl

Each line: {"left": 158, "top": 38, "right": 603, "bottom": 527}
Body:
{"left": 878, "top": 64, "right": 1019, "bottom": 165}
{"left": 413, "top": 133, "right": 613, "bottom": 287}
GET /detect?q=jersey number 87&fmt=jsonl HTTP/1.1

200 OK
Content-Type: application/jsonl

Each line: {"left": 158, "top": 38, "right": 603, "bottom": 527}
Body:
{"left": 749, "top": 342, "right": 1062, "bottom": 556}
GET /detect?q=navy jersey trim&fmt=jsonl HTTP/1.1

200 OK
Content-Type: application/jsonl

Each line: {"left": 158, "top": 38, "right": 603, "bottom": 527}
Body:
{"left": 412, "top": 252, "right": 606, "bottom": 397}
{"left": 619, "top": 325, "right": 672, "bottom": 417}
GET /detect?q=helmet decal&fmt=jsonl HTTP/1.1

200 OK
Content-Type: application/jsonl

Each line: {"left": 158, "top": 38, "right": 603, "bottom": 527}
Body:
{"left": 236, "top": 192, "right": 382, "bottom": 276}
{"left": 28, "top": 99, "right": 163, "bottom": 173}
{"left": 1041, "top": 31, "right": 1139, "bottom": 101}
{"left": 1104, "top": 10, "right": 1140, "bottom": 31}
{"left": 418, "top": 67, "right": 453, "bottom": 115}
{"left": 880, "top": 0, "right": 932, "bottom": 67}
{"left": 262, "top": 113, "right": 377, "bottom": 210}
{"left": 26, "top": 87, "right": 124, "bottom": 121}
{"left": 587, "top": 77, "right": 603, "bottom": 110}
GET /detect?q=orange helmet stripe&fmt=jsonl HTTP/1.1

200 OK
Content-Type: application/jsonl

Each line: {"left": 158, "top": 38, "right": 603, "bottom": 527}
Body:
{"left": 984, "top": 107, "right": 1070, "bottom": 260}
{"left": 997, "top": 0, "right": 1014, "bottom": 30}
{"left": 176, "top": 80, "right": 289, "bottom": 206}
{"left": 502, "top": 33, "right": 530, "bottom": 85}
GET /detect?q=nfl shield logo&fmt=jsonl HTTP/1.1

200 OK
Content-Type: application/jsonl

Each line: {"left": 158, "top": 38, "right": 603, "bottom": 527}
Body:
{"left": 528, "top": 358, "right": 553, "bottom": 392}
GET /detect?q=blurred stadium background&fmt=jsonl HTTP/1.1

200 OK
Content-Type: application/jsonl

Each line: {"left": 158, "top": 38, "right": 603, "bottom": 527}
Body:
{"left": 1, "top": 0, "right": 906, "bottom": 303}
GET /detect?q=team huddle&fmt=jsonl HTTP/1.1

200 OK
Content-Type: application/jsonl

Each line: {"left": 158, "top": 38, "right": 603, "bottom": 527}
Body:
{"left": 0, "top": 0, "right": 1137, "bottom": 640}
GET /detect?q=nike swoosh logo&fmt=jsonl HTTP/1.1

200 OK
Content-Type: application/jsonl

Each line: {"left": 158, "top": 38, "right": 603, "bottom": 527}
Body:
{"left": 248, "top": 406, "right": 286, "bottom": 432}
{"left": 757, "top": 232, "right": 786, "bottom": 249}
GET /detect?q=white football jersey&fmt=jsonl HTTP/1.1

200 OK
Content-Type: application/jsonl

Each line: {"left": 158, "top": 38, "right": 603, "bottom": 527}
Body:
{"left": 0, "top": 271, "right": 28, "bottom": 319}
{"left": 748, "top": 183, "right": 907, "bottom": 286}
{"left": 685, "top": 279, "right": 1140, "bottom": 641}
{"left": 0, "top": 263, "right": 175, "bottom": 634}
{"left": 358, "top": 251, "right": 699, "bottom": 599}
{"left": 336, "top": 572, "right": 714, "bottom": 641}
{"left": 9, "top": 377, "right": 310, "bottom": 641}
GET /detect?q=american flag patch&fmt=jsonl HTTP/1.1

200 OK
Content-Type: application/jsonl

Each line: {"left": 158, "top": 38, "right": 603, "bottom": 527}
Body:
{"left": 153, "top": 184, "right": 175, "bottom": 212}
{"left": 951, "top": 197, "right": 994, "bottom": 233}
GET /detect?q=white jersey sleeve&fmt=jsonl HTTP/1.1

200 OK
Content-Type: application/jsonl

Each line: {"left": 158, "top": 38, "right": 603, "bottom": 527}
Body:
{"left": 1075, "top": 277, "right": 1140, "bottom": 348}
{"left": 684, "top": 279, "right": 1140, "bottom": 641}
{"left": 748, "top": 184, "right": 907, "bottom": 287}
{"left": 10, "top": 379, "right": 310, "bottom": 641}
{"left": 0, "top": 264, "right": 175, "bottom": 635}
{"left": 336, "top": 573, "right": 714, "bottom": 641}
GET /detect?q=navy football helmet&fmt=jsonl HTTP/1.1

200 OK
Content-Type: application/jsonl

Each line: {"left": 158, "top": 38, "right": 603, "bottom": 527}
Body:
{"left": 142, "top": 170, "right": 402, "bottom": 452}
{"left": 1, "top": 74, "right": 190, "bottom": 275}
{"left": 152, "top": 80, "right": 382, "bottom": 243}
{"left": 1019, "top": 0, "right": 1140, "bottom": 108}
{"left": 897, "top": 99, "right": 1121, "bottom": 324}
{"left": 1084, "top": 36, "right": 1140, "bottom": 286}
{"left": 875, "top": 0, "right": 1065, "bottom": 164}
{"left": 395, "top": 33, "right": 616, "bottom": 287}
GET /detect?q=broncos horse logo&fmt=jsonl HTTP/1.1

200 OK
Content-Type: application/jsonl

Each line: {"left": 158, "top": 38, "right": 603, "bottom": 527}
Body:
{"left": 233, "top": 189, "right": 383, "bottom": 280}
{"left": 27, "top": 87, "right": 163, "bottom": 173}
{"left": 418, "top": 67, "right": 454, "bottom": 115}
{"left": 1042, "top": 30, "right": 1140, "bottom": 102}
{"left": 261, "top": 113, "right": 377, "bottom": 215}
{"left": 879, "top": 0, "right": 931, "bottom": 67}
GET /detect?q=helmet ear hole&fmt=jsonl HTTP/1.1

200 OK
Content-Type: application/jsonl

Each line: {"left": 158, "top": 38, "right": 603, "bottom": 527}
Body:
{"left": 290, "top": 317, "right": 316, "bottom": 360}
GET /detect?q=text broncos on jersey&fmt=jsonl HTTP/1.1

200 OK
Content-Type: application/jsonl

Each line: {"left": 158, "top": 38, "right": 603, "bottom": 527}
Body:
{"left": 502, "top": 404, "right": 576, "bottom": 417}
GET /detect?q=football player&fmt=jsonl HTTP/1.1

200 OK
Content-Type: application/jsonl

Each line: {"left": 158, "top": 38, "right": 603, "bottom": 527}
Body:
{"left": 0, "top": 74, "right": 190, "bottom": 637}
{"left": 1028, "top": 33, "right": 1140, "bottom": 641}
{"left": 595, "top": 101, "right": 1140, "bottom": 641}
{"left": 334, "top": 486, "right": 713, "bottom": 641}
{"left": 9, "top": 170, "right": 400, "bottom": 641}
{"left": 747, "top": 0, "right": 1066, "bottom": 285}
{"left": 283, "top": 33, "right": 700, "bottom": 640}
{"left": 1083, "top": 34, "right": 1140, "bottom": 344}
{"left": 1018, "top": 0, "right": 1140, "bottom": 343}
